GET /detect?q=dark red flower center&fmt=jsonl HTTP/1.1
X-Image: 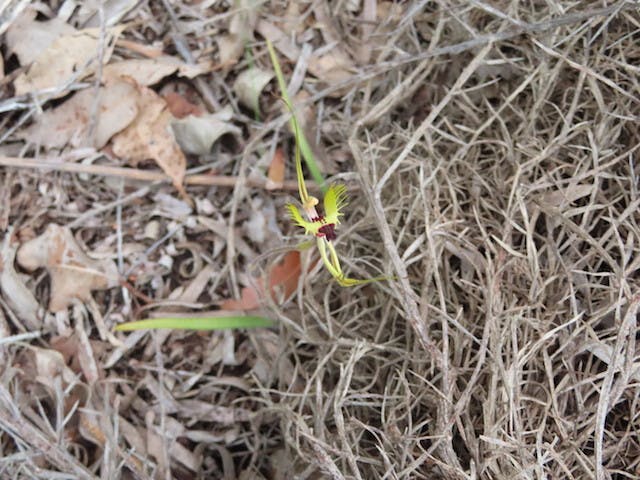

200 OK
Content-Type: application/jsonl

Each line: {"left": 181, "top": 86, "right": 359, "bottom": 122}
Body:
{"left": 317, "top": 223, "right": 337, "bottom": 241}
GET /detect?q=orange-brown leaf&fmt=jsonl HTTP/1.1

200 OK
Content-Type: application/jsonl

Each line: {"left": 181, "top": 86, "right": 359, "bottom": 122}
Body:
{"left": 163, "top": 91, "right": 205, "bottom": 119}
{"left": 220, "top": 251, "right": 301, "bottom": 311}
{"left": 267, "top": 147, "right": 286, "bottom": 187}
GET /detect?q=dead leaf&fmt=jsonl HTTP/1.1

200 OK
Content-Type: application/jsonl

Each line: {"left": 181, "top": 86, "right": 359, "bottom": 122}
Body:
{"left": 215, "top": 0, "right": 262, "bottom": 68}
{"left": 163, "top": 91, "right": 205, "bottom": 118}
{"left": 76, "top": 0, "right": 141, "bottom": 28}
{"left": 267, "top": 147, "right": 286, "bottom": 188}
{"left": 171, "top": 106, "right": 241, "bottom": 156}
{"left": 0, "top": 1, "right": 30, "bottom": 37}
{"left": 244, "top": 204, "right": 268, "bottom": 245}
{"left": 103, "top": 56, "right": 214, "bottom": 86}
{"left": 8, "top": 9, "right": 124, "bottom": 96}
{"left": 221, "top": 251, "right": 301, "bottom": 310}
{"left": 75, "top": 320, "right": 100, "bottom": 384}
{"left": 104, "top": 59, "right": 177, "bottom": 86}
{"left": 20, "top": 80, "right": 138, "bottom": 149}
{"left": 5, "top": 8, "right": 75, "bottom": 64}
{"left": 216, "top": 34, "right": 245, "bottom": 69}
{"left": 112, "top": 84, "right": 187, "bottom": 190}
{"left": 16, "top": 224, "right": 119, "bottom": 312}
{"left": 18, "top": 347, "right": 77, "bottom": 391}
{"left": 281, "top": 2, "right": 306, "bottom": 36}
{"left": 233, "top": 67, "right": 273, "bottom": 113}
{"left": 229, "top": 0, "right": 261, "bottom": 40}
{"left": 308, "top": 49, "right": 354, "bottom": 85}
{"left": 174, "top": 264, "right": 216, "bottom": 304}
{"left": 50, "top": 334, "right": 79, "bottom": 367}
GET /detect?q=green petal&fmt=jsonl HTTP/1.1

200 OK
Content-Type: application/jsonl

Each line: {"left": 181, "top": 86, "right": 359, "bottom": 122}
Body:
{"left": 324, "top": 184, "right": 348, "bottom": 225}
{"left": 115, "top": 315, "right": 274, "bottom": 331}
{"left": 286, "top": 203, "right": 319, "bottom": 236}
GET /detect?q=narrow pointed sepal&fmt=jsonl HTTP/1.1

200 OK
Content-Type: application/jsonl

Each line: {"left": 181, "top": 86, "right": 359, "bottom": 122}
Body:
{"left": 333, "top": 274, "right": 394, "bottom": 287}
{"left": 316, "top": 237, "right": 393, "bottom": 287}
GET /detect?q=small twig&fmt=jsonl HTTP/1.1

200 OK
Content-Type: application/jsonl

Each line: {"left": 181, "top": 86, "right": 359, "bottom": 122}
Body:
{"left": 0, "top": 155, "right": 309, "bottom": 192}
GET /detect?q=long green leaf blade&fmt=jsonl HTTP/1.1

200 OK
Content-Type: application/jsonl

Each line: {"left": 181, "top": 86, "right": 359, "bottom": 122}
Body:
{"left": 266, "top": 39, "right": 326, "bottom": 192}
{"left": 115, "top": 315, "right": 274, "bottom": 331}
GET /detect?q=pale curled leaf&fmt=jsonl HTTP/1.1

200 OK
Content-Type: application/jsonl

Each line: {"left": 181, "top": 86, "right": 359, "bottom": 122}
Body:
{"left": 233, "top": 67, "right": 274, "bottom": 114}
{"left": 171, "top": 106, "right": 241, "bottom": 155}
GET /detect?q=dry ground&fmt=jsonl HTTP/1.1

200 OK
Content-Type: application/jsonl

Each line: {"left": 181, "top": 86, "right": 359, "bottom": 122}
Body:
{"left": 0, "top": 1, "right": 639, "bottom": 479}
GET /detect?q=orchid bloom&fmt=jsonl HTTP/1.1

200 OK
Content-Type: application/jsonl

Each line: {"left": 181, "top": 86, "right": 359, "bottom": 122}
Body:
{"left": 285, "top": 114, "right": 389, "bottom": 287}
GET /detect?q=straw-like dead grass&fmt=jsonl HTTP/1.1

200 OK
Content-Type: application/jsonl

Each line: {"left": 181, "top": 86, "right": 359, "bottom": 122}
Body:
{"left": 0, "top": 1, "right": 639, "bottom": 479}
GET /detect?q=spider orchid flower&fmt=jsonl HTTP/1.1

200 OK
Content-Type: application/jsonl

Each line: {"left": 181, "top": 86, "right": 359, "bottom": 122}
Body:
{"left": 285, "top": 116, "right": 389, "bottom": 287}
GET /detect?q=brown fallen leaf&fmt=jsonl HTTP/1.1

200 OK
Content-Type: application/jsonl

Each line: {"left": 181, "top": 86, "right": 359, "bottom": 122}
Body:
{"left": 221, "top": 250, "right": 302, "bottom": 310}
{"left": 112, "top": 84, "right": 187, "bottom": 192}
{"left": 16, "top": 346, "right": 77, "bottom": 391}
{"left": 19, "top": 80, "right": 138, "bottom": 149}
{"left": 163, "top": 91, "right": 205, "bottom": 118}
{"left": 7, "top": 9, "right": 124, "bottom": 96}
{"left": 266, "top": 147, "right": 286, "bottom": 188}
{"left": 16, "top": 224, "right": 119, "bottom": 312}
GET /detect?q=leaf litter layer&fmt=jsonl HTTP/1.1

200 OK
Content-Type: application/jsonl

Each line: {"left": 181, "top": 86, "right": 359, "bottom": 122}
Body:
{"left": 0, "top": 1, "right": 639, "bottom": 479}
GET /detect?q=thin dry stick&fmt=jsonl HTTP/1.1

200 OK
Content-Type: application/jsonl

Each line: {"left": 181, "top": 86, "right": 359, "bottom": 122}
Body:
{"left": 0, "top": 155, "right": 304, "bottom": 191}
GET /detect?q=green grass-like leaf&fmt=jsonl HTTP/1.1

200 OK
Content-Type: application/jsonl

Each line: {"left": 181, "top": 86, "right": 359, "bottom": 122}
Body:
{"left": 266, "top": 39, "right": 326, "bottom": 192}
{"left": 115, "top": 315, "right": 274, "bottom": 331}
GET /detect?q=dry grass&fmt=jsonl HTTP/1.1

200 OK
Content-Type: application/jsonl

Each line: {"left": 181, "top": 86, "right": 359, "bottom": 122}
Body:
{"left": 0, "top": 1, "right": 639, "bottom": 479}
